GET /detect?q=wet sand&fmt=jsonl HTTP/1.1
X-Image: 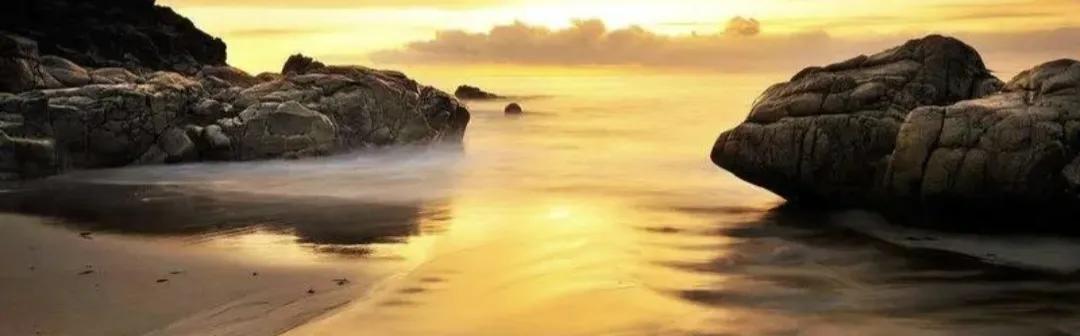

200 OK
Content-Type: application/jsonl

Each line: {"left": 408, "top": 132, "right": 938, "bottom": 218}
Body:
{"left": 0, "top": 213, "right": 383, "bottom": 336}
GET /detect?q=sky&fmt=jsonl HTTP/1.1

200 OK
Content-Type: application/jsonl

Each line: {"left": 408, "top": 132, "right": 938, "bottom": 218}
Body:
{"left": 159, "top": 0, "right": 1080, "bottom": 76}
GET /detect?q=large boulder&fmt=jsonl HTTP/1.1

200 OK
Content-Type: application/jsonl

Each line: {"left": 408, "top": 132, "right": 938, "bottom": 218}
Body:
{"left": 230, "top": 61, "right": 470, "bottom": 147}
{"left": 886, "top": 59, "right": 1080, "bottom": 211}
{"left": 221, "top": 101, "right": 337, "bottom": 159}
{"left": 0, "top": 34, "right": 59, "bottom": 92}
{"left": 711, "top": 35, "right": 1080, "bottom": 216}
{"left": 712, "top": 35, "right": 1001, "bottom": 205}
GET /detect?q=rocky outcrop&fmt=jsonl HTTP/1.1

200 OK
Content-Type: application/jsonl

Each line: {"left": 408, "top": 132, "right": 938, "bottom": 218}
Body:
{"left": 0, "top": 53, "right": 469, "bottom": 179}
{"left": 0, "top": 3, "right": 469, "bottom": 180}
{"left": 711, "top": 35, "right": 1080, "bottom": 215}
{"left": 455, "top": 85, "right": 501, "bottom": 100}
{"left": 0, "top": 0, "right": 226, "bottom": 74}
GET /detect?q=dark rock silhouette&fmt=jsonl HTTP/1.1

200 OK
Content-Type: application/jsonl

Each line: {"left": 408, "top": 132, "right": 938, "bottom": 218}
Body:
{"left": 711, "top": 34, "right": 1080, "bottom": 216}
{"left": 282, "top": 54, "right": 326, "bottom": 75}
{"left": 505, "top": 103, "right": 523, "bottom": 115}
{"left": 0, "top": 0, "right": 226, "bottom": 74}
{"left": 0, "top": 0, "right": 470, "bottom": 179}
{"left": 455, "top": 85, "right": 501, "bottom": 100}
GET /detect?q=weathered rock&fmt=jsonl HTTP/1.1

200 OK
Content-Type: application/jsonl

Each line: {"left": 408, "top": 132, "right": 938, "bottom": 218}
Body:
{"left": 0, "top": 34, "right": 59, "bottom": 92}
{"left": 89, "top": 68, "right": 141, "bottom": 85}
{"left": 199, "top": 65, "right": 259, "bottom": 88}
{"left": 220, "top": 101, "right": 337, "bottom": 159}
{"left": 711, "top": 35, "right": 1080, "bottom": 217}
{"left": 229, "top": 60, "right": 470, "bottom": 147}
{"left": 886, "top": 59, "right": 1080, "bottom": 210}
{"left": 0, "top": 0, "right": 226, "bottom": 73}
{"left": 455, "top": 85, "right": 501, "bottom": 100}
{"left": 282, "top": 54, "right": 325, "bottom": 75}
{"left": 713, "top": 35, "right": 1000, "bottom": 205}
{"left": 0, "top": 54, "right": 470, "bottom": 178}
{"left": 0, "top": 2, "right": 470, "bottom": 179}
{"left": 0, "top": 129, "right": 57, "bottom": 179}
{"left": 41, "top": 55, "right": 90, "bottom": 87}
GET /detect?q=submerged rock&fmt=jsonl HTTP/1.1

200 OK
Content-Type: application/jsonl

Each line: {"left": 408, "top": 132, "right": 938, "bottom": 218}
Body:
{"left": 455, "top": 85, "right": 501, "bottom": 100}
{"left": 711, "top": 34, "right": 1080, "bottom": 217}
{"left": 505, "top": 103, "right": 523, "bottom": 115}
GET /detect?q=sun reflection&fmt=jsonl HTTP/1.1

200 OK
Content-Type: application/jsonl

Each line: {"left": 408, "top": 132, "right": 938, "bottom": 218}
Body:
{"left": 546, "top": 206, "right": 573, "bottom": 220}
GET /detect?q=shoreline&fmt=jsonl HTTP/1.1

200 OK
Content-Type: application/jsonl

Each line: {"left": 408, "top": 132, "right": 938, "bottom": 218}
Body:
{"left": 0, "top": 213, "right": 389, "bottom": 336}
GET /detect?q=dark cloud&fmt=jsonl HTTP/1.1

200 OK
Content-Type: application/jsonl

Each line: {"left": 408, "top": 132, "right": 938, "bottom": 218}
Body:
{"left": 724, "top": 17, "right": 760, "bottom": 37}
{"left": 370, "top": 19, "right": 1080, "bottom": 75}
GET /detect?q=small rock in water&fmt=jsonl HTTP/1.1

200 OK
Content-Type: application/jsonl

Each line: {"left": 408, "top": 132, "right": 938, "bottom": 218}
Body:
{"left": 79, "top": 232, "right": 93, "bottom": 240}
{"left": 454, "top": 85, "right": 500, "bottom": 100}
{"left": 504, "top": 103, "right": 523, "bottom": 115}
{"left": 307, "top": 288, "right": 316, "bottom": 295}
{"left": 252, "top": 272, "right": 259, "bottom": 277}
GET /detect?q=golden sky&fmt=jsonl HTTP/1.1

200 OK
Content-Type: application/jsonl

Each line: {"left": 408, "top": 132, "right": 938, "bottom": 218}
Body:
{"left": 159, "top": 0, "right": 1080, "bottom": 74}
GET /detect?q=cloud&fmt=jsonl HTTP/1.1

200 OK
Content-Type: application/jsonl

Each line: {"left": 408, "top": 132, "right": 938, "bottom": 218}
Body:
{"left": 723, "top": 17, "right": 760, "bottom": 37}
{"left": 369, "top": 18, "right": 1080, "bottom": 75}
{"left": 370, "top": 18, "right": 833, "bottom": 72}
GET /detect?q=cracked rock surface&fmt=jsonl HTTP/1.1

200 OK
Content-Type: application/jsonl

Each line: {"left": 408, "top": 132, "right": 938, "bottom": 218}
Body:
{"left": 712, "top": 35, "right": 1080, "bottom": 214}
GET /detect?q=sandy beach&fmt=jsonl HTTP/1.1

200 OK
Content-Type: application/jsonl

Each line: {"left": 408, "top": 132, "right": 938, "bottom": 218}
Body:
{"left": 0, "top": 213, "right": 390, "bottom": 336}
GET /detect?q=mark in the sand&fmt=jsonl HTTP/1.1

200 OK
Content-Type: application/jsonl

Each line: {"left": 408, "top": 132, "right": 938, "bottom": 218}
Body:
{"left": 333, "top": 278, "right": 350, "bottom": 286}
{"left": 77, "top": 270, "right": 94, "bottom": 275}
{"left": 380, "top": 299, "right": 417, "bottom": 307}
{"left": 169, "top": 270, "right": 185, "bottom": 275}
{"left": 252, "top": 272, "right": 259, "bottom": 277}
{"left": 79, "top": 232, "right": 94, "bottom": 240}
{"left": 156, "top": 279, "right": 169, "bottom": 283}
{"left": 419, "top": 276, "right": 445, "bottom": 283}
{"left": 28, "top": 265, "right": 35, "bottom": 271}
{"left": 398, "top": 287, "right": 426, "bottom": 294}
{"left": 307, "top": 288, "right": 316, "bottom": 294}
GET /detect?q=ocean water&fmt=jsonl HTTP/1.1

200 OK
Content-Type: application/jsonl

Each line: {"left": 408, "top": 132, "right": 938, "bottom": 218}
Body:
{"left": 4, "top": 71, "right": 1080, "bottom": 335}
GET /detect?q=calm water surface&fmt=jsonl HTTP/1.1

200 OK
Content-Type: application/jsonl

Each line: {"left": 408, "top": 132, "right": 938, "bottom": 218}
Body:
{"left": 4, "top": 72, "right": 1080, "bottom": 335}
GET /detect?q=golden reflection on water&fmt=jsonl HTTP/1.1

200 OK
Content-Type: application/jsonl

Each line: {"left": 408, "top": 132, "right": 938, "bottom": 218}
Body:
{"left": 186, "top": 71, "right": 783, "bottom": 335}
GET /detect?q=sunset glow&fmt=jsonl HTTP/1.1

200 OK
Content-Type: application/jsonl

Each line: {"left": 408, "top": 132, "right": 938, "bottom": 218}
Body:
{"left": 160, "top": 0, "right": 1080, "bottom": 74}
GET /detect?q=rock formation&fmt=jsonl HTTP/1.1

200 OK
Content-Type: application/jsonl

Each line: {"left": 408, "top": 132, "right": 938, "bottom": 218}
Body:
{"left": 0, "top": 0, "right": 226, "bottom": 74}
{"left": 0, "top": 0, "right": 469, "bottom": 180}
{"left": 711, "top": 35, "right": 1080, "bottom": 216}
{"left": 455, "top": 85, "right": 501, "bottom": 100}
